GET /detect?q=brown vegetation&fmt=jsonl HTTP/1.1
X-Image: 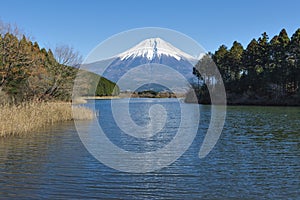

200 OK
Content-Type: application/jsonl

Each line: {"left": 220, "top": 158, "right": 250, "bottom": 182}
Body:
{"left": 0, "top": 102, "right": 94, "bottom": 137}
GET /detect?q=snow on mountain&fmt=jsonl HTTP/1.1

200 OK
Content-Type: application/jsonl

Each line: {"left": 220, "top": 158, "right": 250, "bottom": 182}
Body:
{"left": 118, "top": 38, "right": 196, "bottom": 61}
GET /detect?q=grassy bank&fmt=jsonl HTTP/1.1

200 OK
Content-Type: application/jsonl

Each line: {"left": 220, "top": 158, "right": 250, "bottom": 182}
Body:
{"left": 0, "top": 102, "right": 95, "bottom": 137}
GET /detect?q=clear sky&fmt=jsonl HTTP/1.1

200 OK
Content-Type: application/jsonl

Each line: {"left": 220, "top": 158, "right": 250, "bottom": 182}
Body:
{"left": 1, "top": 0, "right": 299, "bottom": 58}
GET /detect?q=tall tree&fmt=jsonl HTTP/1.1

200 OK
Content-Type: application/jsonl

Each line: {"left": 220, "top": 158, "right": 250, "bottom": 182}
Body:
{"left": 241, "top": 39, "right": 261, "bottom": 92}
{"left": 269, "top": 29, "right": 290, "bottom": 95}
{"left": 0, "top": 33, "right": 31, "bottom": 100}
{"left": 227, "top": 41, "right": 244, "bottom": 83}
{"left": 212, "top": 45, "right": 228, "bottom": 82}
{"left": 257, "top": 32, "right": 270, "bottom": 88}
{"left": 194, "top": 53, "right": 216, "bottom": 86}
{"left": 288, "top": 28, "right": 300, "bottom": 93}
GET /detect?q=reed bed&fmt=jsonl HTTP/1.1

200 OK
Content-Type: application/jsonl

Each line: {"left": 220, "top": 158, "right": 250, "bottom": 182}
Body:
{"left": 0, "top": 102, "right": 95, "bottom": 137}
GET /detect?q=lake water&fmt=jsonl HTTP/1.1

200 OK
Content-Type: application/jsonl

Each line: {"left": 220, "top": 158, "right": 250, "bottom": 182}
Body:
{"left": 0, "top": 99, "right": 299, "bottom": 199}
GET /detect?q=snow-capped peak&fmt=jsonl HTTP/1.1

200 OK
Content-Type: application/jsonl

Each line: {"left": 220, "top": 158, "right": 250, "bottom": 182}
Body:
{"left": 118, "top": 38, "right": 195, "bottom": 61}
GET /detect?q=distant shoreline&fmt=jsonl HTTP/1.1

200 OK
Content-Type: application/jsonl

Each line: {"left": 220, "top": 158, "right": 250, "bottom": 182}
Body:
{"left": 84, "top": 96, "right": 120, "bottom": 100}
{"left": 81, "top": 91, "right": 186, "bottom": 100}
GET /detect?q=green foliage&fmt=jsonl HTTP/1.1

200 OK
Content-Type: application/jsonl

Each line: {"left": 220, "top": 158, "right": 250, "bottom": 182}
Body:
{"left": 0, "top": 33, "right": 119, "bottom": 103}
{"left": 194, "top": 28, "right": 300, "bottom": 105}
{"left": 87, "top": 71, "right": 119, "bottom": 96}
{"left": 138, "top": 90, "right": 158, "bottom": 96}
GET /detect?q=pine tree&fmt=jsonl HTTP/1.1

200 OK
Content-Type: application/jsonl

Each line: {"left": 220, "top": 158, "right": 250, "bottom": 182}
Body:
{"left": 242, "top": 39, "right": 260, "bottom": 92}
{"left": 269, "top": 29, "right": 290, "bottom": 96}
{"left": 257, "top": 32, "right": 270, "bottom": 91}
{"left": 288, "top": 28, "right": 300, "bottom": 94}
{"left": 212, "top": 45, "right": 228, "bottom": 83}
{"left": 227, "top": 41, "right": 244, "bottom": 91}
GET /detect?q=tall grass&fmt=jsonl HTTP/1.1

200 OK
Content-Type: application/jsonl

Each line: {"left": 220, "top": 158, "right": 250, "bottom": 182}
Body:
{"left": 0, "top": 102, "right": 95, "bottom": 137}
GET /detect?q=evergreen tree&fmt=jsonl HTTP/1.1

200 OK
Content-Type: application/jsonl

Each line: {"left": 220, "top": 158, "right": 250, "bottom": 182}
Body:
{"left": 269, "top": 29, "right": 290, "bottom": 96}
{"left": 227, "top": 41, "right": 244, "bottom": 90}
{"left": 288, "top": 28, "right": 300, "bottom": 93}
{"left": 212, "top": 45, "right": 228, "bottom": 83}
{"left": 193, "top": 28, "right": 299, "bottom": 105}
{"left": 257, "top": 32, "right": 270, "bottom": 90}
{"left": 242, "top": 39, "right": 260, "bottom": 92}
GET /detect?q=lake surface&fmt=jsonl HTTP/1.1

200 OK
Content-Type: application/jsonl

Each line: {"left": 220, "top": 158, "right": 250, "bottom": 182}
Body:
{"left": 0, "top": 99, "right": 299, "bottom": 199}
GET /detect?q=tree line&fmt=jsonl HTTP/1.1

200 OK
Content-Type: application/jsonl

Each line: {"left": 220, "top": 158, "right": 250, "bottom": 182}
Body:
{"left": 193, "top": 28, "right": 300, "bottom": 105}
{"left": 0, "top": 22, "right": 119, "bottom": 104}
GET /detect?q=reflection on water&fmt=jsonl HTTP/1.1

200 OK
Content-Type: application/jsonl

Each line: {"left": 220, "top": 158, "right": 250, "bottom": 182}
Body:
{"left": 0, "top": 100, "right": 299, "bottom": 199}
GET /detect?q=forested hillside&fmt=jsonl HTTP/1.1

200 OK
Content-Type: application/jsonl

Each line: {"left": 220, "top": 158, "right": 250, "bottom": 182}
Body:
{"left": 193, "top": 28, "right": 300, "bottom": 105}
{"left": 0, "top": 32, "right": 119, "bottom": 103}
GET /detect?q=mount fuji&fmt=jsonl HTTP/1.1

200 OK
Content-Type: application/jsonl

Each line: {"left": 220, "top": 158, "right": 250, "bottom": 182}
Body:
{"left": 83, "top": 38, "right": 200, "bottom": 91}
{"left": 118, "top": 37, "right": 196, "bottom": 61}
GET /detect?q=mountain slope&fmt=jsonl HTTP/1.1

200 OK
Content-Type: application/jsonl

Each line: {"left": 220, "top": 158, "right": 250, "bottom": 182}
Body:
{"left": 84, "top": 38, "right": 199, "bottom": 91}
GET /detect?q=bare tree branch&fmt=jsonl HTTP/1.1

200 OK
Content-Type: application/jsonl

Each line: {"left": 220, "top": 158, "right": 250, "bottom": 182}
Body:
{"left": 54, "top": 44, "right": 82, "bottom": 67}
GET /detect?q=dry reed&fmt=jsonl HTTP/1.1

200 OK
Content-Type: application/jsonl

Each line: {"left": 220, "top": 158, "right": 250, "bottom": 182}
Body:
{"left": 0, "top": 102, "right": 95, "bottom": 137}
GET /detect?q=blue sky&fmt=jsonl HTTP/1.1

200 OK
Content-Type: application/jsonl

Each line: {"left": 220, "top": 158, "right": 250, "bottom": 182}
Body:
{"left": 1, "top": 0, "right": 299, "bottom": 58}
